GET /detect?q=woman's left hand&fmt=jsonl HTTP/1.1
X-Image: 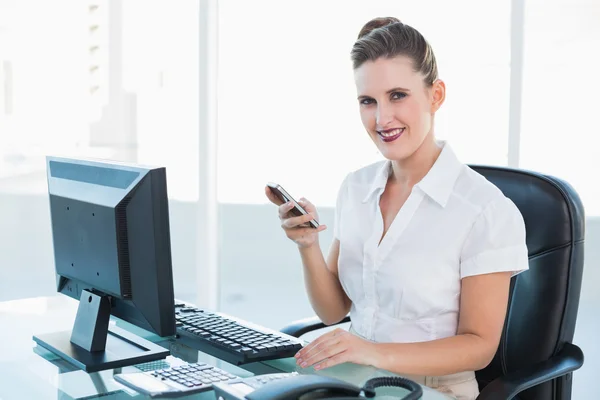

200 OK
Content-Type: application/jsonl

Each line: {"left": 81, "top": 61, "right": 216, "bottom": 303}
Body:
{"left": 295, "top": 328, "right": 378, "bottom": 370}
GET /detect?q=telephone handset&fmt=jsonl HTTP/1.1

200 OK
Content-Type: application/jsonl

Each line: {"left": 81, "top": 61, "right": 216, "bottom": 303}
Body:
{"left": 212, "top": 372, "right": 423, "bottom": 400}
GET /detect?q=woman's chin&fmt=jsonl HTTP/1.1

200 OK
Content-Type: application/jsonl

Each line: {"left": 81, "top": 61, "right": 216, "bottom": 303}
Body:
{"left": 379, "top": 147, "right": 413, "bottom": 162}
{"left": 372, "top": 135, "right": 414, "bottom": 160}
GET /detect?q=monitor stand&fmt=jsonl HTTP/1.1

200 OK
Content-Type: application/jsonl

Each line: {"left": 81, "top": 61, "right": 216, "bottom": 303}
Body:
{"left": 33, "top": 290, "right": 169, "bottom": 373}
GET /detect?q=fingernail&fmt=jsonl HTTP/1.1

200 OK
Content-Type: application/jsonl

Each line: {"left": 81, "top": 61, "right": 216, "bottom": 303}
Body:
{"left": 296, "top": 358, "right": 302, "bottom": 364}
{"left": 314, "top": 364, "right": 321, "bottom": 370}
{"left": 301, "top": 362, "right": 307, "bottom": 368}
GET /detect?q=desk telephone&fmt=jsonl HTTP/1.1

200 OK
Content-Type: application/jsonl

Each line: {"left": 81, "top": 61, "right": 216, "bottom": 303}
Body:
{"left": 213, "top": 372, "right": 423, "bottom": 400}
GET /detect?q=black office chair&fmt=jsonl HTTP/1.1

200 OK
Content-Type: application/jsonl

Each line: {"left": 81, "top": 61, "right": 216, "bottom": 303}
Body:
{"left": 280, "top": 165, "right": 585, "bottom": 400}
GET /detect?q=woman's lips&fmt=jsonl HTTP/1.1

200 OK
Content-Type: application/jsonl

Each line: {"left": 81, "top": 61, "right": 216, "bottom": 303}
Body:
{"left": 378, "top": 127, "right": 405, "bottom": 142}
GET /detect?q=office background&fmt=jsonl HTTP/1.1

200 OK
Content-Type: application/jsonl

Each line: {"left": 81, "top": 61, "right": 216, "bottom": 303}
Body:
{"left": 0, "top": 0, "right": 598, "bottom": 398}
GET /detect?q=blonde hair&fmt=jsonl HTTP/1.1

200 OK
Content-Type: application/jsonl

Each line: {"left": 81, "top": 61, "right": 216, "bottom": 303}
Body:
{"left": 351, "top": 17, "right": 439, "bottom": 87}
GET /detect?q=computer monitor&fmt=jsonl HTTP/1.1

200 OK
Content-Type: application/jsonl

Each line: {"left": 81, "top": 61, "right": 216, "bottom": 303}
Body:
{"left": 33, "top": 156, "right": 176, "bottom": 372}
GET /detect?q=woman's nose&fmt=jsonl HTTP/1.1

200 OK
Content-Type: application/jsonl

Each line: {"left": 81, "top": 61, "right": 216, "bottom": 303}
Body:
{"left": 376, "top": 103, "right": 394, "bottom": 127}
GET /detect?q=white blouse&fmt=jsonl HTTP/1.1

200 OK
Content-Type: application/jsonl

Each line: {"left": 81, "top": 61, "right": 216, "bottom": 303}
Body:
{"left": 334, "top": 141, "right": 529, "bottom": 344}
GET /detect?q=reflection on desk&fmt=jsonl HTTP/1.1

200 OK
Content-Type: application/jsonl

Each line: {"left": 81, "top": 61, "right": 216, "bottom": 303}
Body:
{"left": 0, "top": 295, "right": 452, "bottom": 399}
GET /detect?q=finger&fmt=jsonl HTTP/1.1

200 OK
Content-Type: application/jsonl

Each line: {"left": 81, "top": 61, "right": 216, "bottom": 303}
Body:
{"left": 295, "top": 336, "right": 325, "bottom": 359}
{"left": 295, "top": 329, "right": 343, "bottom": 361}
{"left": 316, "top": 225, "right": 327, "bottom": 232}
{"left": 265, "top": 187, "right": 283, "bottom": 205}
{"left": 278, "top": 201, "right": 296, "bottom": 219}
{"left": 297, "top": 197, "right": 316, "bottom": 212}
{"left": 297, "top": 328, "right": 343, "bottom": 354}
{"left": 287, "top": 227, "right": 327, "bottom": 244}
{"left": 314, "top": 351, "right": 349, "bottom": 370}
{"left": 297, "top": 340, "right": 341, "bottom": 368}
{"left": 281, "top": 213, "right": 316, "bottom": 229}
{"left": 301, "top": 340, "right": 346, "bottom": 368}
{"left": 285, "top": 224, "right": 327, "bottom": 237}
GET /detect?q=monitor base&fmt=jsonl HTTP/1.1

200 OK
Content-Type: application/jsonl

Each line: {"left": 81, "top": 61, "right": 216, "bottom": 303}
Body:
{"left": 33, "top": 325, "right": 169, "bottom": 373}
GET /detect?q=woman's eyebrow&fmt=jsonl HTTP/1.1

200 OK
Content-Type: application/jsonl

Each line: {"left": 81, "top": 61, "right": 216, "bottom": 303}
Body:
{"left": 386, "top": 87, "right": 411, "bottom": 94}
{"left": 357, "top": 87, "right": 412, "bottom": 99}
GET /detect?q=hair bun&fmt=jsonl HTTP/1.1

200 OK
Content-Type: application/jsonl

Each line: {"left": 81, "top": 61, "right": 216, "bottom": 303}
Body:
{"left": 357, "top": 17, "right": 401, "bottom": 39}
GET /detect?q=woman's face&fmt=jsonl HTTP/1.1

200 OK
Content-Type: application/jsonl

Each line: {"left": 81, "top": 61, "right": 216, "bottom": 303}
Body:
{"left": 353, "top": 56, "right": 444, "bottom": 161}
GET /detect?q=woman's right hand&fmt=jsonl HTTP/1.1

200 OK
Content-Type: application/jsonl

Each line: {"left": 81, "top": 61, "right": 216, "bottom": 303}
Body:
{"left": 265, "top": 186, "right": 327, "bottom": 249}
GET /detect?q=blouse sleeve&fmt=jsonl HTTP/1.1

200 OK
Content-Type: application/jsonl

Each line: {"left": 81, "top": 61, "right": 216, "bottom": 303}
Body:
{"left": 460, "top": 196, "right": 529, "bottom": 279}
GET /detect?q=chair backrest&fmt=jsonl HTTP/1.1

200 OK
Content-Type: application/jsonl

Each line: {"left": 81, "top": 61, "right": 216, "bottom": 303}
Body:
{"left": 469, "top": 165, "right": 585, "bottom": 400}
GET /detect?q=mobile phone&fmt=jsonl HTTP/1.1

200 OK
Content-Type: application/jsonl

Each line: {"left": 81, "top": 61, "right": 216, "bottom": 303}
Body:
{"left": 267, "top": 182, "right": 320, "bottom": 229}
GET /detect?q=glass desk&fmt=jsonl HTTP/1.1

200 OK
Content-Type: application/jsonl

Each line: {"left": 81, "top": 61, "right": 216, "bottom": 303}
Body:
{"left": 0, "top": 296, "right": 452, "bottom": 399}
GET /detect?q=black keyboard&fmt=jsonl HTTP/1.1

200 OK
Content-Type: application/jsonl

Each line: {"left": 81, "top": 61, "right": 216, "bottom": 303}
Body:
{"left": 114, "top": 361, "right": 241, "bottom": 398}
{"left": 174, "top": 304, "right": 304, "bottom": 365}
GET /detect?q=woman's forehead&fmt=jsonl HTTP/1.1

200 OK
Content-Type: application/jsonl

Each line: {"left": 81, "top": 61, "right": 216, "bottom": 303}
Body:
{"left": 354, "top": 56, "right": 420, "bottom": 94}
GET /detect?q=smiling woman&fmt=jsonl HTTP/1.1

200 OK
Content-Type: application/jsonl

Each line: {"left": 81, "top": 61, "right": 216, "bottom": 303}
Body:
{"left": 352, "top": 17, "right": 445, "bottom": 166}
{"left": 354, "top": 55, "right": 444, "bottom": 162}
{"left": 266, "top": 17, "right": 529, "bottom": 400}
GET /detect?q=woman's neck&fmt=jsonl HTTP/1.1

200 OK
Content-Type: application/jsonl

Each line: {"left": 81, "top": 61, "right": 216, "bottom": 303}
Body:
{"left": 390, "top": 133, "right": 442, "bottom": 188}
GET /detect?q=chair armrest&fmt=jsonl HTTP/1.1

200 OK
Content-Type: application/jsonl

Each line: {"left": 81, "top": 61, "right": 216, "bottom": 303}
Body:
{"left": 477, "top": 342, "right": 584, "bottom": 400}
{"left": 280, "top": 315, "right": 351, "bottom": 338}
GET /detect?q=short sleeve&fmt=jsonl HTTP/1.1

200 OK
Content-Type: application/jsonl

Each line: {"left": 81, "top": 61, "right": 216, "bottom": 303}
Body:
{"left": 333, "top": 173, "right": 351, "bottom": 241}
{"left": 460, "top": 196, "right": 529, "bottom": 279}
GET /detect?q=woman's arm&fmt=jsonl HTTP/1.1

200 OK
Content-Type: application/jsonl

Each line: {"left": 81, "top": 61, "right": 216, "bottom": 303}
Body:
{"left": 300, "top": 238, "right": 352, "bottom": 325}
{"left": 295, "top": 271, "right": 512, "bottom": 375}
{"left": 265, "top": 185, "right": 351, "bottom": 326}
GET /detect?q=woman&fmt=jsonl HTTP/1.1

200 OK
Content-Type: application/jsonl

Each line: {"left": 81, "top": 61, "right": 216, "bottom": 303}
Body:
{"left": 265, "top": 17, "right": 528, "bottom": 400}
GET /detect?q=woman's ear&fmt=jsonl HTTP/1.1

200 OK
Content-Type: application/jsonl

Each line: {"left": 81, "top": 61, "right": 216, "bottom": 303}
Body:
{"left": 430, "top": 79, "right": 446, "bottom": 113}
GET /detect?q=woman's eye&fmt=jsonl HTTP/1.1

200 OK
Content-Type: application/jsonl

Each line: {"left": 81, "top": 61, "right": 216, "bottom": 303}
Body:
{"left": 391, "top": 92, "right": 407, "bottom": 100}
{"left": 360, "top": 98, "right": 375, "bottom": 105}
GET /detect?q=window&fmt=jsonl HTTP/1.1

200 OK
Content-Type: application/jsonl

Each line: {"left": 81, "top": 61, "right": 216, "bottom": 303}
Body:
{"left": 520, "top": 0, "right": 600, "bottom": 216}
{"left": 0, "top": 0, "right": 200, "bottom": 201}
{"left": 217, "top": 0, "right": 512, "bottom": 207}
{"left": 0, "top": 1, "right": 91, "bottom": 182}
{"left": 0, "top": 0, "right": 203, "bottom": 304}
